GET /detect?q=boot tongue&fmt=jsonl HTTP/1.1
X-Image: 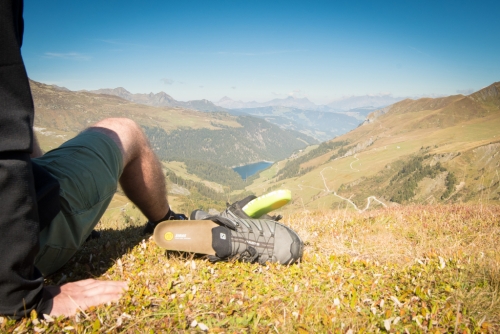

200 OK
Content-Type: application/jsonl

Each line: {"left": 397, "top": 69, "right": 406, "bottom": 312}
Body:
{"left": 212, "top": 226, "right": 232, "bottom": 258}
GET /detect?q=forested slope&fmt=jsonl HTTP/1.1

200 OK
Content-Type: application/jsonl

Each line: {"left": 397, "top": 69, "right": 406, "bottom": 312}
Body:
{"left": 144, "top": 116, "right": 317, "bottom": 167}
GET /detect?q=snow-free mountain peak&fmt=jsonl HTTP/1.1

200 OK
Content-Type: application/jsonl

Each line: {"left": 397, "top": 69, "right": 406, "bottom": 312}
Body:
{"left": 87, "top": 87, "right": 225, "bottom": 112}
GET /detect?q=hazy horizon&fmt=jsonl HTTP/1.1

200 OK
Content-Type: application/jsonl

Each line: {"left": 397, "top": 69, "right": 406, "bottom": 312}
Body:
{"left": 22, "top": 0, "right": 500, "bottom": 105}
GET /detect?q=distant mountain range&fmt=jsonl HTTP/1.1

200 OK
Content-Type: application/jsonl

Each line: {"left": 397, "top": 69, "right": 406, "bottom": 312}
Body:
{"left": 227, "top": 106, "right": 378, "bottom": 142}
{"left": 85, "top": 87, "right": 391, "bottom": 141}
{"left": 327, "top": 94, "right": 405, "bottom": 111}
{"left": 86, "top": 87, "right": 226, "bottom": 112}
{"left": 86, "top": 85, "right": 407, "bottom": 114}
{"left": 213, "top": 95, "right": 401, "bottom": 141}
{"left": 215, "top": 94, "right": 406, "bottom": 111}
{"left": 216, "top": 96, "right": 322, "bottom": 110}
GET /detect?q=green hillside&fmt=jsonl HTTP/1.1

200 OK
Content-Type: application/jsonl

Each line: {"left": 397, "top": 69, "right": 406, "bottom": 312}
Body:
{"left": 143, "top": 116, "right": 317, "bottom": 167}
{"left": 244, "top": 82, "right": 500, "bottom": 212}
{"left": 31, "top": 79, "right": 316, "bottom": 180}
{"left": 31, "top": 80, "right": 240, "bottom": 151}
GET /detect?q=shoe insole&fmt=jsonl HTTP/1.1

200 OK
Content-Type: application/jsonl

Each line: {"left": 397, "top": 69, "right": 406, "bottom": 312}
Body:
{"left": 153, "top": 220, "right": 219, "bottom": 255}
{"left": 242, "top": 189, "right": 291, "bottom": 218}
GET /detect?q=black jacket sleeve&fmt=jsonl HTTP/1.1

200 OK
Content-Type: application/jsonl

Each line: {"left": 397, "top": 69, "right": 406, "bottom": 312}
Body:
{"left": 0, "top": 0, "right": 53, "bottom": 318}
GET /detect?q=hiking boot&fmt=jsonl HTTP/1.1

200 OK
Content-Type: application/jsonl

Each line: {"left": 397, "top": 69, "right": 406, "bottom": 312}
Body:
{"left": 154, "top": 214, "right": 303, "bottom": 265}
{"left": 143, "top": 209, "right": 187, "bottom": 235}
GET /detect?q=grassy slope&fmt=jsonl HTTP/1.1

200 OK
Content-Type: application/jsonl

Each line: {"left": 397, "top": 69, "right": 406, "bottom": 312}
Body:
{"left": 31, "top": 79, "right": 242, "bottom": 162}
{"left": 31, "top": 81, "right": 240, "bottom": 134}
{"left": 2, "top": 205, "right": 498, "bottom": 332}
{"left": 99, "top": 160, "right": 226, "bottom": 228}
{"left": 246, "top": 83, "right": 500, "bottom": 212}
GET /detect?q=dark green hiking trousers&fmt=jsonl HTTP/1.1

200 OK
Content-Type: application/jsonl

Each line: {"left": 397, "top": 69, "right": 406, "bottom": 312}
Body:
{"left": 32, "top": 131, "right": 123, "bottom": 276}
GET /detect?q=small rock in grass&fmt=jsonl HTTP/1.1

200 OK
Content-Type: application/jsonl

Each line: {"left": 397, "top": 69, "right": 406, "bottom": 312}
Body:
{"left": 43, "top": 314, "right": 54, "bottom": 323}
{"left": 190, "top": 320, "right": 198, "bottom": 327}
{"left": 390, "top": 296, "right": 403, "bottom": 307}
{"left": 439, "top": 256, "right": 446, "bottom": 269}
{"left": 384, "top": 318, "right": 392, "bottom": 331}
{"left": 198, "top": 322, "right": 208, "bottom": 331}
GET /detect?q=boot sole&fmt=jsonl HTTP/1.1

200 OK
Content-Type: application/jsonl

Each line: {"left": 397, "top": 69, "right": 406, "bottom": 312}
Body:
{"left": 153, "top": 220, "right": 218, "bottom": 255}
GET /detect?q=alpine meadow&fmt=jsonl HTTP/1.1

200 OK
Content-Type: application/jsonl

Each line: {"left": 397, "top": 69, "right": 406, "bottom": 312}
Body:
{"left": 3, "top": 0, "right": 500, "bottom": 332}
{"left": 3, "top": 79, "right": 497, "bottom": 333}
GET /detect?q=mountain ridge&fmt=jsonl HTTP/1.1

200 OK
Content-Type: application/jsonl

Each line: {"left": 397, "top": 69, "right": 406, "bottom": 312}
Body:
{"left": 215, "top": 94, "right": 407, "bottom": 111}
{"left": 227, "top": 105, "right": 371, "bottom": 142}
{"left": 244, "top": 81, "right": 500, "bottom": 210}
{"left": 327, "top": 94, "right": 406, "bottom": 111}
{"left": 38, "top": 81, "right": 381, "bottom": 143}
{"left": 86, "top": 87, "right": 227, "bottom": 112}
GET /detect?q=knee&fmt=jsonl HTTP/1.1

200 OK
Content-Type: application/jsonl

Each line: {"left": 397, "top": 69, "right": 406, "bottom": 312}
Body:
{"left": 92, "top": 118, "right": 142, "bottom": 135}
{"left": 90, "top": 118, "right": 146, "bottom": 143}
{"left": 87, "top": 118, "right": 149, "bottom": 161}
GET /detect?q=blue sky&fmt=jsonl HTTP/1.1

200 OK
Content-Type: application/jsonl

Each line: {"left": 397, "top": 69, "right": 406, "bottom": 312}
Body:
{"left": 22, "top": 0, "right": 500, "bottom": 104}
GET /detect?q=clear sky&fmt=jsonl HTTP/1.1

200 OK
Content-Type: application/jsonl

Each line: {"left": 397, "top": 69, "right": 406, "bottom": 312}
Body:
{"left": 22, "top": 0, "right": 500, "bottom": 104}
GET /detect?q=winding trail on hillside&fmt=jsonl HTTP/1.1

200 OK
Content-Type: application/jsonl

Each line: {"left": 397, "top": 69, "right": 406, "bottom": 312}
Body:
{"left": 350, "top": 154, "right": 360, "bottom": 172}
{"left": 297, "top": 182, "right": 325, "bottom": 192}
{"left": 320, "top": 167, "right": 387, "bottom": 212}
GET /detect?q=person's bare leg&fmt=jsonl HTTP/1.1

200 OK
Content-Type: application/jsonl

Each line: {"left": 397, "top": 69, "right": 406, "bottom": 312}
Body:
{"left": 85, "top": 118, "right": 169, "bottom": 222}
{"left": 46, "top": 118, "right": 169, "bottom": 316}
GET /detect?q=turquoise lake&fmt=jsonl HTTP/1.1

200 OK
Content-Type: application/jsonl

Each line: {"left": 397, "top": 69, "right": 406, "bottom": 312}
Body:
{"left": 233, "top": 161, "right": 273, "bottom": 179}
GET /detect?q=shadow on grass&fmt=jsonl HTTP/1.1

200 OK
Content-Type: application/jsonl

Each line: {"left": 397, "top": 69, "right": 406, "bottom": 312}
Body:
{"left": 44, "top": 224, "right": 211, "bottom": 285}
{"left": 44, "top": 225, "right": 146, "bottom": 284}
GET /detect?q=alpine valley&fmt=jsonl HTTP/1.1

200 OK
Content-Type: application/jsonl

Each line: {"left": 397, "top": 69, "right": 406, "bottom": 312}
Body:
{"left": 85, "top": 86, "right": 400, "bottom": 142}
{"left": 243, "top": 82, "right": 500, "bottom": 213}
{"left": 31, "top": 80, "right": 500, "bottom": 216}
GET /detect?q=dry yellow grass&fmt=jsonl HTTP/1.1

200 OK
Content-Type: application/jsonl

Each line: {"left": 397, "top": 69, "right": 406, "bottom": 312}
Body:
{"left": 2, "top": 204, "right": 499, "bottom": 333}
